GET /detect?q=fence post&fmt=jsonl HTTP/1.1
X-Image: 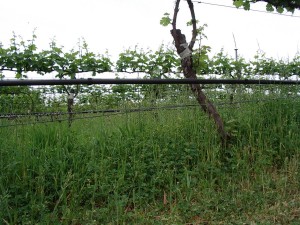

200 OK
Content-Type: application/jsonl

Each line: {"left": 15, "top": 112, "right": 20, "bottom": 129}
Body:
{"left": 67, "top": 89, "right": 75, "bottom": 127}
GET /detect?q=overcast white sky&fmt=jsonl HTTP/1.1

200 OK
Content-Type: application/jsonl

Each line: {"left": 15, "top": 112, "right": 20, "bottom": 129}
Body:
{"left": 1, "top": 0, "right": 300, "bottom": 62}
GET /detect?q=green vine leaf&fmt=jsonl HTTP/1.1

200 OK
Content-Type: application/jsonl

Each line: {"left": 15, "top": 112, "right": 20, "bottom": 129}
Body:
{"left": 276, "top": 6, "right": 284, "bottom": 13}
{"left": 243, "top": 1, "right": 250, "bottom": 10}
{"left": 160, "top": 13, "right": 172, "bottom": 26}
{"left": 266, "top": 3, "right": 275, "bottom": 12}
{"left": 233, "top": 0, "right": 244, "bottom": 8}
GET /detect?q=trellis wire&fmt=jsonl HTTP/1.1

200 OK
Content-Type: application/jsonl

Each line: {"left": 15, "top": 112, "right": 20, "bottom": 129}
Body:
{"left": 0, "top": 96, "right": 298, "bottom": 128}
{"left": 1, "top": 79, "right": 298, "bottom": 128}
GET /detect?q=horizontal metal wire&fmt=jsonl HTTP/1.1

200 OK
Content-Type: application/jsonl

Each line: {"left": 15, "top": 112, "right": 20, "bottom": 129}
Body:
{"left": 1, "top": 96, "right": 298, "bottom": 127}
{"left": 0, "top": 78, "right": 299, "bottom": 86}
{"left": 0, "top": 96, "right": 297, "bottom": 119}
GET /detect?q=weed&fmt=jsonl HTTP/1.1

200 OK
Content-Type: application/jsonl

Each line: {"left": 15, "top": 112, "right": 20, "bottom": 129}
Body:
{"left": 0, "top": 90, "right": 299, "bottom": 224}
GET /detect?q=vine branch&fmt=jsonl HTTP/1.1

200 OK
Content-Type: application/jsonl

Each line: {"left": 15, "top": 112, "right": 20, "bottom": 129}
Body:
{"left": 187, "top": 0, "right": 197, "bottom": 50}
{"left": 171, "top": 0, "right": 231, "bottom": 144}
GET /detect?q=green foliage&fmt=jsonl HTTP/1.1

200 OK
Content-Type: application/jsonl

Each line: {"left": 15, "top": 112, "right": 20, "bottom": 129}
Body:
{"left": 276, "top": 6, "right": 285, "bottom": 13}
{"left": 0, "top": 86, "right": 45, "bottom": 113}
{"left": 193, "top": 49, "right": 300, "bottom": 79}
{"left": 192, "top": 45, "right": 211, "bottom": 75}
{"left": 0, "top": 93, "right": 299, "bottom": 224}
{"left": 160, "top": 13, "right": 172, "bottom": 27}
{"left": 251, "top": 51, "right": 300, "bottom": 77}
{"left": 233, "top": 0, "right": 251, "bottom": 10}
{"left": 1, "top": 32, "right": 299, "bottom": 115}
{"left": 1, "top": 31, "right": 299, "bottom": 83}
{"left": 266, "top": 3, "right": 275, "bottom": 12}
{"left": 0, "top": 33, "right": 112, "bottom": 79}
{"left": 1, "top": 33, "right": 299, "bottom": 115}
{"left": 116, "top": 45, "right": 180, "bottom": 78}
{"left": 232, "top": 0, "right": 246, "bottom": 10}
{"left": 232, "top": 0, "right": 299, "bottom": 13}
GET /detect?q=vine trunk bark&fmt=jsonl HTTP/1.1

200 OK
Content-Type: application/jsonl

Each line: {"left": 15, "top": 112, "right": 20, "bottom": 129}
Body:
{"left": 171, "top": 29, "right": 231, "bottom": 144}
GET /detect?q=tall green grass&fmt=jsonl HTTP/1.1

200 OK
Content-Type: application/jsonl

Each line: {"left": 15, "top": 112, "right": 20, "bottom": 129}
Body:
{"left": 0, "top": 94, "right": 299, "bottom": 224}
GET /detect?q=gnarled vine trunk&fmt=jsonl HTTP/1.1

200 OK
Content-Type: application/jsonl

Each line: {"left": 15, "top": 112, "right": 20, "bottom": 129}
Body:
{"left": 171, "top": 0, "right": 231, "bottom": 144}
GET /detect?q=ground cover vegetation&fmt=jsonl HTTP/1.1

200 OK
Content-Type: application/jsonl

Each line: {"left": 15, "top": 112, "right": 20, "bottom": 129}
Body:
{"left": 1, "top": 0, "right": 300, "bottom": 223}
{"left": 0, "top": 86, "right": 299, "bottom": 224}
